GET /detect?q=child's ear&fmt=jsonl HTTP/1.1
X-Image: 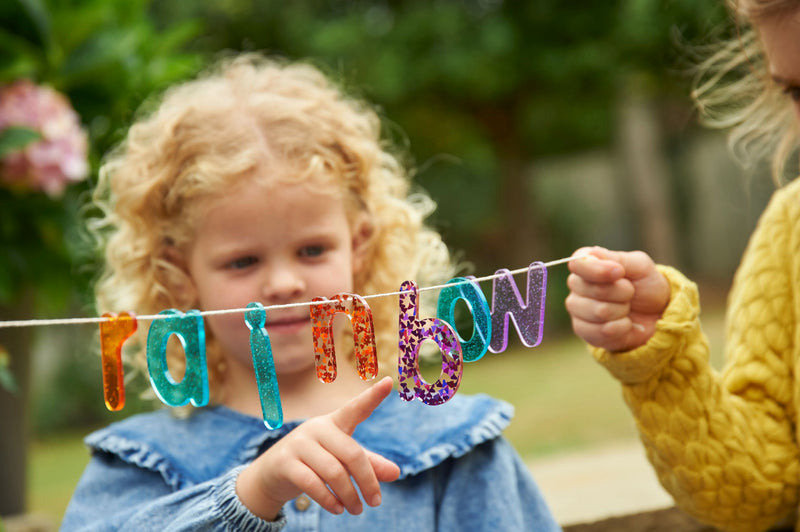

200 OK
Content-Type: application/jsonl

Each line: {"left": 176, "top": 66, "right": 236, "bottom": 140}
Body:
{"left": 159, "top": 243, "right": 198, "bottom": 307}
{"left": 351, "top": 213, "right": 374, "bottom": 276}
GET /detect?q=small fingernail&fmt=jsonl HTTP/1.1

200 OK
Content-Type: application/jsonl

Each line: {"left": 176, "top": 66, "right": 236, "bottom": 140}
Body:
{"left": 370, "top": 494, "right": 382, "bottom": 506}
{"left": 334, "top": 504, "right": 344, "bottom": 514}
{"left": 632, "top": 323, "right": 646, "bottom": 332}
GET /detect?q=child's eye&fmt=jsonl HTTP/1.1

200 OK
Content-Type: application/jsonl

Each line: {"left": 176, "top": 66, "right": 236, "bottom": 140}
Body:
{"left": 228, "top": 256, "right": 258, "bottom": 269}
{"left": 298, "top": 245, "right": 325, "bottom": 258}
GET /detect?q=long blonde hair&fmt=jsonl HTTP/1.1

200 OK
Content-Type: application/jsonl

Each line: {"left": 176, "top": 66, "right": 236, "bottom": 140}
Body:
{"left": 91, "top": 54, "right": 454, "bottom": 400}
{"left": 691, "top": 0, "right": 800, "bottom": 182}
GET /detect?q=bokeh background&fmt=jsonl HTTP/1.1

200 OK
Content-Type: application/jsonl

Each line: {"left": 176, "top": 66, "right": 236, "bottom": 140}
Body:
{"left": 0, "top": 0, "right": 782, "bottom": 528}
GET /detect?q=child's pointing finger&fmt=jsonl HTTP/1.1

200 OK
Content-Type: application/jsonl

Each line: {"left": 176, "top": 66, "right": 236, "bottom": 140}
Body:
{"left": 331, "top": 376, "right": 394, "bottom": 434}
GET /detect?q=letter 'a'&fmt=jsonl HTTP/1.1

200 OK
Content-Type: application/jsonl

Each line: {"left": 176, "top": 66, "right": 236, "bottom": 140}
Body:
{"left": 146, "top": 309, "right": 209, "bottom": 408}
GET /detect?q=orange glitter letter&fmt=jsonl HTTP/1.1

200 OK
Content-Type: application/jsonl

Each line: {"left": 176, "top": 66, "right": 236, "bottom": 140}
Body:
{"left": 99, "top": 312, "right": 137, "bottom": 411}
{"left": 310, "top": 293, "right": 378, "bottom": 383}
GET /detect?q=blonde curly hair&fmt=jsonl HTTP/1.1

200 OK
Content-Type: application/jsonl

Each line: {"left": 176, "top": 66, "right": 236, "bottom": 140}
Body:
{"left": 91, "top": 53, "right": 454, "bottom": 401}
{"left": 691, "top": 0, "right": 800, "bottom": 183}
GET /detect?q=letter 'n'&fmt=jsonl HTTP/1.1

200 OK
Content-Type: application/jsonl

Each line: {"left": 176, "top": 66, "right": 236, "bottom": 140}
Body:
{"left": 310, "top": 293, "right": 378, "bottom": 383}
{"left": 489, "top": 262, "right": 547, "bottom": 353}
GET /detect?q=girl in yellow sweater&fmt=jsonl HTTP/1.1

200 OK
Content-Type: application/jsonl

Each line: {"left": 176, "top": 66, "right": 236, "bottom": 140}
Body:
{"left": 566, "top": 1, "right": 800, "bottom": 531}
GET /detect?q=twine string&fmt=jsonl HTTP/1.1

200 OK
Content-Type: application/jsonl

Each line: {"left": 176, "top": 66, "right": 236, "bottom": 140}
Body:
{"left": 0, "top": 255, "right": 582, "bottom": 329}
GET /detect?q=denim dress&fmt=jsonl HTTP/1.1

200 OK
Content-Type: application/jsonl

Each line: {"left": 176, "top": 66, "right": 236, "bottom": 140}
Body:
{"left": 61, "top": 391, "right": 561, "bottom": 531}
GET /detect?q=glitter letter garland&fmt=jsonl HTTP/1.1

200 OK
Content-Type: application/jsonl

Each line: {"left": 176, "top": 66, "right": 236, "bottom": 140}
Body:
{"left": 489, "top": 262, "right": 547, "bottom": 353}
{"left": 99, "top": 312, "right": 137, "bottom": 411}
{"left": 310, "top": 294, "right": 378, "bottom": 383}
{"left": 245, "top": 302, "right": 283, "bottom": 429}
{"left": 436, "top": 277, "right": 492, "bottom": 362}
{"left": 398, "top": 280, "right": 463, "bottom": 405}
{"left": 146, "top": 309, "right": 209, "bottom": 407}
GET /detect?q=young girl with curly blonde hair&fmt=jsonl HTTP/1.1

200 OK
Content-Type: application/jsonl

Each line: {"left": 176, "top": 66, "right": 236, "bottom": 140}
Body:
{"left": 61, "top": 53, "right": 560, "bottom": 531}
{"left": 566, "top": 1, "right": 800, "bottom": 531}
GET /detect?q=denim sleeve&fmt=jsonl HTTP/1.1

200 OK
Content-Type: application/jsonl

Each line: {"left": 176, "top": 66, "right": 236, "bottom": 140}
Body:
{"left": 436, "top": 437, "right": 562, "bottom": 532}
{"left": 61, "top": 453, "right": 286, "bottom": 532}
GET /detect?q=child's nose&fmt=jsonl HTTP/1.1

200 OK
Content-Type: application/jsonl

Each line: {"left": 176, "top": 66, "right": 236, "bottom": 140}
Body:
{"left": 261, "top": 263, "right": 305, "bottom": 301}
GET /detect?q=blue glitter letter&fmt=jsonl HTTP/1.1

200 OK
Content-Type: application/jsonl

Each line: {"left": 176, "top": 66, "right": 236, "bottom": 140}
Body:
{"left": 146, "top": 309, "right": 209, "bottom": 407}
{"left": 245, "top": 302, "right": 283, "bottom": 429}
{"left": 436, "top": 277, "right": 491, "bottom": 362}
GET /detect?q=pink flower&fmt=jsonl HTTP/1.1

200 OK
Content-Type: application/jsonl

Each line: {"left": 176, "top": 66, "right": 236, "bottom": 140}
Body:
{"left": 0, "top": 80, "right": 89, "bottom": 197}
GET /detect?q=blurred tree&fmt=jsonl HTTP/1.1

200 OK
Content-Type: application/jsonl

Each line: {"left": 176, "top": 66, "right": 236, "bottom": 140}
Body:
{"left": 154, "top": 0, "right": 727, "bottom": 273}
{"left": 0, "top": 0, "right": 201, "bottom": 516}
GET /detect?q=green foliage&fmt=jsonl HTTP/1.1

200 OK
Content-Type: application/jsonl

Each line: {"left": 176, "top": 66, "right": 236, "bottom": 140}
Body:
{"left": 0, "top": 0, "right": 203, "bottom": 435}
{"left": 31, "top": 344, "right": 152, "bottom": 436}
{"left": 0, "top": 0, "right": 203, "bottom": 311}
{"left": 0, "top": 347, "right": 17, "bottom": 393}
{"left": 152, "top": 0, "right": 728, "bottom": 271}
{"left": 0, "top": 0, "right": 204, "bottom": 160}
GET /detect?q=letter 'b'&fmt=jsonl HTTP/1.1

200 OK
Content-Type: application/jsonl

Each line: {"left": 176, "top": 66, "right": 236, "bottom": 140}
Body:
{"left": 398, "top": 280, "right": 462, "bottom": 405}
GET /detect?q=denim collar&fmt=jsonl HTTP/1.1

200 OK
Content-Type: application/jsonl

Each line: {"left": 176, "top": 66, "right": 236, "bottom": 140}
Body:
{"left": 85, "top": 391, "right": 513, "bottom": 490}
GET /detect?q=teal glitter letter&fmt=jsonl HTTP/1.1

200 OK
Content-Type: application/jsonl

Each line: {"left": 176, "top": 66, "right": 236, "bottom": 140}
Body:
{"left": 436, "top": 277, "right": 491, "bottom": 362}
{"left": 146, "top": 309, "right": 209, "bottom": 407}
{"left": 245, "top": 302, "right": 283, "bottom": 429}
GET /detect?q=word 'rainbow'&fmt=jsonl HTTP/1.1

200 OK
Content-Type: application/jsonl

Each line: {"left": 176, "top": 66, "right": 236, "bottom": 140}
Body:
{"left": 98, "top": 262, "right": 548, "bottom": 429}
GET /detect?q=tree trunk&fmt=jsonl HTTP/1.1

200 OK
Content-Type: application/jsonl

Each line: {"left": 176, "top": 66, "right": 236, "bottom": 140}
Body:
{"left": 0, "top": 293, "right": 33, "bottom": 516}
{"left": 616, "top": 83, "right": 678, "bottom": 266}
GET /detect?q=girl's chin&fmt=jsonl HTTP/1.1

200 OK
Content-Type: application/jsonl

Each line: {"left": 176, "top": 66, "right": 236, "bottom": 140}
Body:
{"left": 273, "top": 359, "right": 318, "bottom": 381}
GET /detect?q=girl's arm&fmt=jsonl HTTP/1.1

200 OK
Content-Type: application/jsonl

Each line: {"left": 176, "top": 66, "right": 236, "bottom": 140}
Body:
{"left": 565, "top": 186, "right": 800, "bottom": 531}
{"left": 62, "top": 377, "right": 400, "bottom": 530}
{"left": 61, "top": 457, "right": 284, "bottom": 531}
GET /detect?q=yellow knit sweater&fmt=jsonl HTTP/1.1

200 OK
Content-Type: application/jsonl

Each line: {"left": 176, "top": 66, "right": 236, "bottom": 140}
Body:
{"left": 591, "top": 179, "right": 800, "bottom": 532}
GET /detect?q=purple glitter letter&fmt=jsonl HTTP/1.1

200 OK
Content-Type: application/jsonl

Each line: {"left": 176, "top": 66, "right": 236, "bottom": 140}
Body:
{"left": 488, "top": 262, "right": 547, "bottom": 353}
{"left": 398, "top": 280, "right": 463, "bottom": 405}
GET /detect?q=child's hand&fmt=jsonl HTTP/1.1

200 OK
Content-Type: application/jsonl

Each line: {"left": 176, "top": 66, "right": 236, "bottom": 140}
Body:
{"left": 236, "top": 376, "right": 401, "bottom": 521}
{"left": 565, "top": 246, "right": 670, "bottom": 352}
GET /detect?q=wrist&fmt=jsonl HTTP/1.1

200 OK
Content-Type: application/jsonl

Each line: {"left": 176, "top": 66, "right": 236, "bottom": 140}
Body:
{"left": 236, "top": 462, "right": 286, "bottom": 521}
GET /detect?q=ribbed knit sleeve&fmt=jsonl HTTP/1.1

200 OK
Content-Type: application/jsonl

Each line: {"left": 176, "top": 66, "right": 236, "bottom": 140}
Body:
{"left": 590, "top": 181, "right": 800, "bottom": 532}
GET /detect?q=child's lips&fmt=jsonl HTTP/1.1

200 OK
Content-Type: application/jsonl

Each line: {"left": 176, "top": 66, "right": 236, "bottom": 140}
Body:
{"left": 264, "top": 316, "right": 310, "bottom": 334}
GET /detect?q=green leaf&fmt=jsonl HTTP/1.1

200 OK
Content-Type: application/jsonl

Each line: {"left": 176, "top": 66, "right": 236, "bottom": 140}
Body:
{"left": 16, "top": 0, "right": 52, "bottom": 49}
{"left": 0, "top": 125, "right": 42, "bottom": 157}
